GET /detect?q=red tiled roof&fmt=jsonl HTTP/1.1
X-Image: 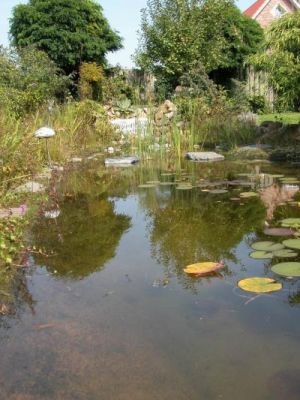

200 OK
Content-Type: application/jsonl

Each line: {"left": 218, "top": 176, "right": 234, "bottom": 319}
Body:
{"left": 244, "top": 0, "right": 267, "bottom": 17}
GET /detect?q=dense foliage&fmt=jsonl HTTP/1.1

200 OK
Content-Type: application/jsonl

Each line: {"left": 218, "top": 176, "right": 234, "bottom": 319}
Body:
{"left": 0, "top": 46, "right": 69, "bottom": 115}
{"left": 10, "top": 0, "right": 122, "bottom": 75}
{"left": 249, "top": 11, "right": 300, "bottom": 111}
{"left": 136, "top": 0, "right": 263, "bottom": 94}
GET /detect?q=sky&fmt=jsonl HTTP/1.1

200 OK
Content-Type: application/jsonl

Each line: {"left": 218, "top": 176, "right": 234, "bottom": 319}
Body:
{"left": 1, "top": 0, "right": 255, "bottom": 68}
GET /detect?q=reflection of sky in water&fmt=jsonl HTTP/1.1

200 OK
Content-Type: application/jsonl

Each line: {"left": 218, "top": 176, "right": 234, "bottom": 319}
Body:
{"left": 0, "top": 161, "right": 300, "bottom": 400}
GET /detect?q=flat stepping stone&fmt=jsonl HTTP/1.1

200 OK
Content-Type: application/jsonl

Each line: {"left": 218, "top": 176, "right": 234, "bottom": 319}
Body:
{"left": 186, "top": 152, "right": 224, "bottom": 162}
{"left": 105, "top": 156, "right": 139, "bottom": 166}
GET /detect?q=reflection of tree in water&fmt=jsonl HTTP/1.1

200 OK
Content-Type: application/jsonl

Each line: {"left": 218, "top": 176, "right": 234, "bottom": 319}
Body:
{"left": 0, "top": 266, "right": 35, "bottom": 330}
{"left": 32, "top": 194, "right": 131, "bottom": 279}
{"left": 147, "top": 190, "right": 266, "bottom": 288}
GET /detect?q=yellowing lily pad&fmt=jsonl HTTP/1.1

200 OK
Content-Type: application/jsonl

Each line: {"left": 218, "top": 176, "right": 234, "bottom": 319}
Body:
{"left": 251, "top": 241, "right": 285, "bottom": 252}
{"left": 271, "top": 262, "right": 300, "bottom": 277}
{"left": 238, "top": 277, "right": 282, "bottom": 293}
{"left": 184, "top": 262, "right": 224, "bottom": 276}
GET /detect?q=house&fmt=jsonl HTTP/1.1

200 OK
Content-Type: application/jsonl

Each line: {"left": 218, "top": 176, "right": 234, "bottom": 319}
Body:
{"left": 244, "top": 0, "right": 300, "bottom": 27}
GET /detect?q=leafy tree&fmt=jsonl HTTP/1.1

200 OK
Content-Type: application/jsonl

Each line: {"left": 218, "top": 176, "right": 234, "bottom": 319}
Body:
{"left": 249, "top": 11, "right": 300, "bottom": 111}
{"left": 210, "top": 5, "right": 264, "bottom": 86}
{"left": 0, "top": 46, "right": 69, "bottom": 115}
{"left": 135, "top": 0, "right": 263, "bottom": 93}
{"left": 10, "top": 0, "right": 122, "bottom": 75}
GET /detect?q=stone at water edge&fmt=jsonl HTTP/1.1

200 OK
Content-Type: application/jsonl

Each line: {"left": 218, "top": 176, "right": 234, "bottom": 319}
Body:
{"left": 186, "top": 152, "right": 225, "bottom": 162}
{"left": 105, "top": 156, "right": 140, "bottom": 166}
{"left": 15, "top": 181, "right": 45, "bottom": 193}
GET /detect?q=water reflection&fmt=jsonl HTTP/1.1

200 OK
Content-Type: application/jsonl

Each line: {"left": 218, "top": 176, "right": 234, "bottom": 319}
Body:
{"left": 32, "top": 169, "right": 131, "bottom": 279}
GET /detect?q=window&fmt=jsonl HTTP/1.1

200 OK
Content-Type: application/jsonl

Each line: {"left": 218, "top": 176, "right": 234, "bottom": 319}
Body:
{"left": 271, "top": 4, "right": 288, "bottom": 18}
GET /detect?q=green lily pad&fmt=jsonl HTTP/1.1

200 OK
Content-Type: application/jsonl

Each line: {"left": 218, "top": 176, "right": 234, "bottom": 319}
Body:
{"left": 159, "top": 182, "right": 176, "bottom": 186}
{"left": 271, "top": 262, "right": 300, "bottom": 277}
{"left": 146, "top": 180, "right": 160, "bottom": 185}
{"left": 238, "top": 277, "right": 282, "bottom": 293}
{"left": 250, "top": 251, "right": 274, "bottom": 259}
{"left": 270, "top": 174, "right": 285, "bottom": 178}
{"left": 251, "top": 241, "right": 285, "bottom": 252}
{"left": 209, "top": 189, "right": 228, "bottom": 194}
{"left": 176, "top": 185, "right": 193, "bottom": 190}
{"left": 161, "top": 173, "right": 174, "bottom": 177}
{"left": 273, "top": 249, "right": 298, "bottom": 258}
{"left": 240, "top": 192, "right": 259, "bottom": 198}
{"left": 282, "top": 239, "right": 300, "bottom": 250}
{"left": 138, "top": 184, "right": 157, "bottom": 188}
{"left": 281, "top": 218, "right": 300, "bottom": 228}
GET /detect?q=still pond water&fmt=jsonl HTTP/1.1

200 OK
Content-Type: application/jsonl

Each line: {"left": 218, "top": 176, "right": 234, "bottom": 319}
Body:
{"left": 1, "top": 159, "right": 300, "bottom": 400}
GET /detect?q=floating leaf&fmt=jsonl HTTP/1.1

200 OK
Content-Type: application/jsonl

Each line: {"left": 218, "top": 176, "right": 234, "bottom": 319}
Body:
{"left": 264, "top": 227, "right": 295, "bottom": 237}
{"left": 238, "top": 277, "right": 282, "bottom": 293}
{"left": 250, "top": 251, "right": 274, "bottom": 259}
{"left": 281, "top": 218, "right": 300, "bottom": 228}
{"left": 176, "top": 184, "right": 193, "bottom": 190}
{"left": 240, "top": 192, "right": 259, "bottom": 198}
{"left": 146, "top": 180, "right": 160, "bottom": 185}
{"left": 159, "top": 182, "right": 176, "bottom": 186}
{"left": 251, "top": 241, "right": 285, "bottom": 252}
{"left": 138, "top": 184, "right": 157, "bottom": 188}
{"left": 282, "top": 239, "right": 300, "bottom": 250}
{"left": 273, "top": 249, "right": 298, "bottom": 258}
{"left": 184, "top": 262, "right": 224, "bottom": 276}
{"left": 271, "top": 262, "right": 300, "bottom": 277}
{"left": 161, "top": 173, "right": 174, "bottom": 177}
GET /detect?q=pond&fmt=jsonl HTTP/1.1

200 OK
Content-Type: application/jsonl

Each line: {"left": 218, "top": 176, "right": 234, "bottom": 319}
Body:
{"left": 1, "top": 159, "right": 300, "bottom": 400}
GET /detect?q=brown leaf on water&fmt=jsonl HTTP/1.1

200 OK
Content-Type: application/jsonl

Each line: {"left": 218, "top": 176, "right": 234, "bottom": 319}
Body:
{"left": 0, "top": 304, "right": 9, "bottom": 315}
{"left": 260, "top": 184, "right": 299, "bottom": 220}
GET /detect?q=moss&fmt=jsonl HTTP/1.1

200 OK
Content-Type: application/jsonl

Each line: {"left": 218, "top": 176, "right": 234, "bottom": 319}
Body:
{"left": 227, "top": 147, "right": 269, "bottom": 161}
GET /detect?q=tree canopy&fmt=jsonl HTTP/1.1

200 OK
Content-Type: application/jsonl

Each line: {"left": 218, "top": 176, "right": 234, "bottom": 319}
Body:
{"left": 135, "top": 0, "right": 263, "bottom": 91}
{"left": 10, "top": 0, "right": 122, "bottom": 75}
{"left": 249, "top": 11, "right": 300, "bottom": 110}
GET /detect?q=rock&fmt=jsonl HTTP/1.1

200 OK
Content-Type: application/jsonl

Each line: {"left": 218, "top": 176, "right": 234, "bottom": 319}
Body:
{"left": 105, "top": 156, "right": 140, "bottom": 166}
{"left": 15, "top": 181, "right": 45, "bottom": 193}
{"left": 227, "top": 146, "right": 269, "bottom": 160}
{"left": 186, "top": 152, "right": 225, "bottom": 162}
{"left": 154, "top": 100, "right": 177, "bottom": 128}
{"left": 70, "top": 157, "right": 83, "bottom": 163}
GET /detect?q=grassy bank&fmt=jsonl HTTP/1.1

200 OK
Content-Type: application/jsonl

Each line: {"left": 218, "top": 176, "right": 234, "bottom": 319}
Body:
{"left": 258, "top": 113, "right": 300, "bottom": 124}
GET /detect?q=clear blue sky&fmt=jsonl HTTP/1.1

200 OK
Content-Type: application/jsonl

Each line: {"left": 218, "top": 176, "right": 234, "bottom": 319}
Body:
{"left": 0, "top": 0, "right": 254, "bottom": 67}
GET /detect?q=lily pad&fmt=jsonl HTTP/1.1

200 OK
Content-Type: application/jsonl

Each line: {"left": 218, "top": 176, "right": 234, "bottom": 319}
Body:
{"left": 281, "top": 218, "right": 300, "bottom": 228}
{"left": 238, "top": 277, "right": 282, "bottom": 293}
{"left": 251, "top": 241, "right": 285, "bottom": 252}
{"left": 271, "top": 262, "right": 300, "bottom": 277}
{"left": 138, "top": 184, "right": 157, "bottom": 188}
{"left": 176, "top": 184, "right": 193, "bottom": 190}
{"left": 282, "top": 239, "right": 300, "bottom": 250}
{"left": 250, "top": 251, "right": 274, "bottom": 259}
{"left": 273, "top": 249, "right": 298, "bottom": 258}
{"left": 159, "top": 182, "right": 176, "bottom": 186}
{"left": 146, "top": 180, "right": 160, "bottom": 185}
{"left": 264, "top": 227, "right": 295, "bottom": 237}
{"left": 184, "top": 261, "right": 224, "bottom": 276}
{"left": 240, "top": 192, "right": 259, "bottom": 198}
